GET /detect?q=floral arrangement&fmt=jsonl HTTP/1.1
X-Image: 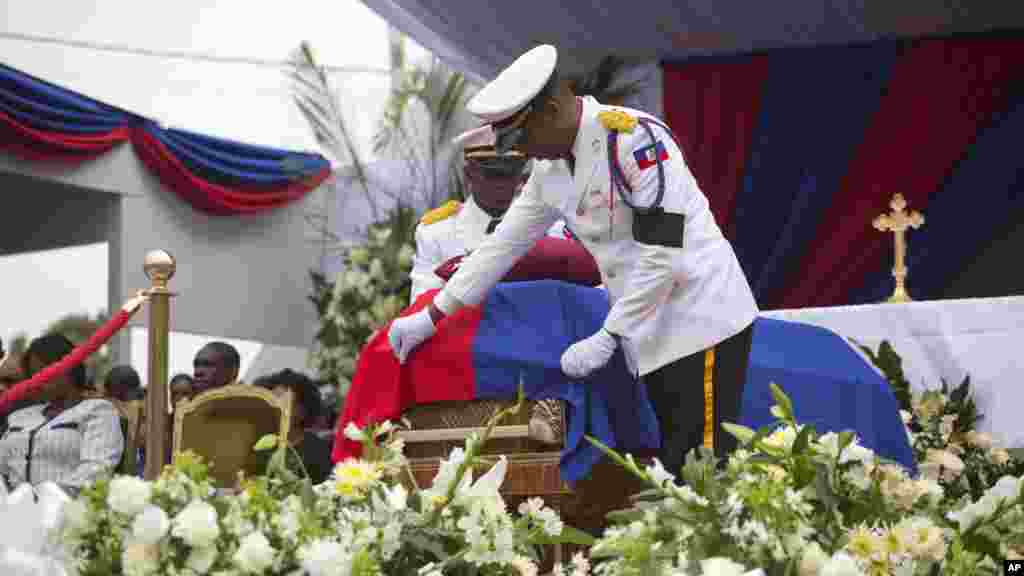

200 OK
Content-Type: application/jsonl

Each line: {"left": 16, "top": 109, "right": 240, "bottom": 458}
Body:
{"left": 857, "top": 340, "right": 1024, "bottom": 503}
{"left": 554, "top": 384, "right": 1024, "bottom": 576}
{"left": 309, "top": 207, "right": 418, "bottom": 395}
{"left": 53, "top": 393, "right": 589, "bottom": 576}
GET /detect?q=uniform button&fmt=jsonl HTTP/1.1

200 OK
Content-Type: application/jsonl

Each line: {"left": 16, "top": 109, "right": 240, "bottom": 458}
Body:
{"left": 589, "top": 235, "right": 601, "bottom": 243}
{"left": 607, "top": 270, "right": 617, "bottom": 279}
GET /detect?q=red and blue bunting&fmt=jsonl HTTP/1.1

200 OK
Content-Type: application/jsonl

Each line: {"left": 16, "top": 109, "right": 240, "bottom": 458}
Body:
{"left": 0, "top": 63, "right": 330, "bottom": 215}
{"left": 663, "top": 35, "right": 1024, "bottom": 309}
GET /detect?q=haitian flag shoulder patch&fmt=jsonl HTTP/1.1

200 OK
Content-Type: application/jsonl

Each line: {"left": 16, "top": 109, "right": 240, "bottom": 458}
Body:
{"left": 633, "top": 140, "right": 669, "bottom": 170}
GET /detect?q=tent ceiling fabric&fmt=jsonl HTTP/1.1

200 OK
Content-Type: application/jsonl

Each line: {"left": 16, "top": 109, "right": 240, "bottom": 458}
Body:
{"left": 363, "top": 0, "right": 1024, "bottom": 80}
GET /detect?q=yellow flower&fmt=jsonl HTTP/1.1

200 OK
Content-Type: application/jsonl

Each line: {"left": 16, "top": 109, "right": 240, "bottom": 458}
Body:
{"left": 598, "top": 110, "right": 638, "bottom": 133}
{"left": 333, "top": 459, "right": 383, "bottom": 499}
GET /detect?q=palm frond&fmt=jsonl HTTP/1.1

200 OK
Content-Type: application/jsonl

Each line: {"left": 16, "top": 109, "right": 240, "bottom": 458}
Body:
{"left": 571, "top": 55, "right": 648, "bottom": 104}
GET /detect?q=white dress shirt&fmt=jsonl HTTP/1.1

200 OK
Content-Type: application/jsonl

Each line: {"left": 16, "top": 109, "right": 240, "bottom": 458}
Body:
{"left": 437, "top": 97, "right": 758, "bottom": 376}
{"left": 0, "top": 399, "right": 124, "bottom": 492}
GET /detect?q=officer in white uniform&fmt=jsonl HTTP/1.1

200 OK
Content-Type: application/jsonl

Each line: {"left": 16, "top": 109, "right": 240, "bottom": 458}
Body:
{"left": 389, "top": 45, "right": 759, "bottom": 474}
{"left": 409, "top": 124, "right": 572, "bottom": 445}
{"left": 409, "top": 125, "right": 570, "bottom": 302}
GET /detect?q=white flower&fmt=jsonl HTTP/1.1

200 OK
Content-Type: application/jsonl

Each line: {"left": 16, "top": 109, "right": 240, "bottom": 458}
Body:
{"left": 172, "top": 500, "right": 221, "bottom": 547}
{"left": 122, "top": 542, "right": 160, "bottom": 576}
{"left": 186, "top": 546, "right": 219, "bottom": 574}
{"left": 301, "top": 540, "right": 351, "bottom": 576}
{"left": 646, "top": 458, "right": 675, "bottom": 487}
{"left": 343, "top": 422, "right": 364, "bottom": 442}
{"left": 234, "top": 531, "right": 276, "bottom": 573}
{"left": 761, "top": 426, "right": 798, "bottom": 451}
{"left": 58, "top": 498, "right": 90, "bottom": 536}
{"left": 131, "top": 505, "right": 170, "bottom": 545}
{"left": 799, "top": 542, "right": 828, "bottom": 576}
{"left": 510, "top": 555, "right": 538, "bottom": 576}
{"left": 820, "top": 553, "right": 864, "bottom": 576}
{"left": 700, "top": 557, "right": 748, "bottom": 576}
{"left": 989, "top": 475, "right": 1021, "bottom": 504}
{"left": 107, "top": 476, "right": 152, "bottom": 516}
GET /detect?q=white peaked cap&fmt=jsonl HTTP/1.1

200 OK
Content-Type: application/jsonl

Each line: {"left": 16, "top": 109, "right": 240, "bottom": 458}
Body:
{"left": 466, "top": 45, "right": 558, "bottom": 124}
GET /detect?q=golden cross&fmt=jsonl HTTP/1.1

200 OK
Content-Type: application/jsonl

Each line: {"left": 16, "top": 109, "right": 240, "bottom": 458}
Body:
{"left": 872, "top": 193, "right": 924, "bottom": 303}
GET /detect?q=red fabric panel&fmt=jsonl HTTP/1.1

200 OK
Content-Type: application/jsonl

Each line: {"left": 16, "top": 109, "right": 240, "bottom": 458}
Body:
{"left": 661, "top": 57, "right": 769, "bottom": 239}
{"left": 130, "top": 127, "right": 330, "bottom": 216}
{"left": 777, "top": 38, "right": 1024, "bottom": 309}
{"left": 0, "top": 309, "right": 132, "bottom": 413}
{"left": 434, "top": 237, "right": 602, "bottom": 286}
{"left": 0, "top": 110, "right": 129, "bottom": 161}
{"left": 331, "top": 290, "right": 483, "bottom": 463}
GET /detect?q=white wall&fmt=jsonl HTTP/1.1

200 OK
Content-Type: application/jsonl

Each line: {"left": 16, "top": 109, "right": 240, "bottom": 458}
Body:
{"left": 0, "top": 0, "right": 393, "bottom": 157}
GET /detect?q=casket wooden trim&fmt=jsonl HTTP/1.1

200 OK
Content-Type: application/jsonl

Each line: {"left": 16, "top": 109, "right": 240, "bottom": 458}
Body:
{"left": 398, "top": 424, "right": 530, "bottom": 443}
{"left": 405, "top": 452, "right": 569, "bottom": 497}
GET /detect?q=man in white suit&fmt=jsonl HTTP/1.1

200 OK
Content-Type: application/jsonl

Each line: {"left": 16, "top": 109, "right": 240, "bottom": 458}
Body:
{"left": 409, "top": 125, "right": 570, "bottom": 302}
{"left": 390, "top": 45, "right": 758, "bottom": 474}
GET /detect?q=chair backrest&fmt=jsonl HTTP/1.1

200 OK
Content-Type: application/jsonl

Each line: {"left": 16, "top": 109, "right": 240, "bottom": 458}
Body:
{"left": 173, "top": 384, "right": 292, "bottom": 488}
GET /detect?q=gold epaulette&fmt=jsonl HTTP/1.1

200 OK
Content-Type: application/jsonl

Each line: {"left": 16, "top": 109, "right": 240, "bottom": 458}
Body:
{"left": 420, "top": 200, "right": 462, "bottom": 225}
{"left": 598, "top": 110, "right": 638, "bottom": 133}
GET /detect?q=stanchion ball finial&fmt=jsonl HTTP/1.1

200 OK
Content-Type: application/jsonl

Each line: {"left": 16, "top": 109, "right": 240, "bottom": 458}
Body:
{"left": 143, "top": 250, "right": 176, "bottom": 288}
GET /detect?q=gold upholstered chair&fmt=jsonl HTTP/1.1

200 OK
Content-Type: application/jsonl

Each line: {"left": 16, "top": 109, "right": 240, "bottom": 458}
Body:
{"left": 173, "top": 384, "right": 293, "bottom": 488}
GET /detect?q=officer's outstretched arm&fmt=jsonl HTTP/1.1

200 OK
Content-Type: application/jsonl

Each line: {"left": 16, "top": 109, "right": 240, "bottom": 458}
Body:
{"left": 603, "top": 122, "right": 695, "bottom": 340}
{"left": 434, "top": 175, "right": 559, "bottom": 315}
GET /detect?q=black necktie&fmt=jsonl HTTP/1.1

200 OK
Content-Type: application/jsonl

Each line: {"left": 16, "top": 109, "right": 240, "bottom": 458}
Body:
{"left": 486, "top": 218, "right": 501, "bottom": 234}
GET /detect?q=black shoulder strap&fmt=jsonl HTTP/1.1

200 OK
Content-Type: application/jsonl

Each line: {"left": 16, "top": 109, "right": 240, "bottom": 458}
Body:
{"left": 607, "top": 118, "right": 682, "bottom": 215}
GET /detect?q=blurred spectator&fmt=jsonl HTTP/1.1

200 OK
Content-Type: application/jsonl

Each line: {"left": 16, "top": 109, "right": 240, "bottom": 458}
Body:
{"left": 255, "top": 369, "right": 333, "bottom": 483}
{"left": 193, "top": 342, "right": 239, "bottom": 394}
{"left": 0, "top": 334, "right": 123, "bottom": 493}
{"left": 169, "top": 373, "right": 195, "bottom": 408}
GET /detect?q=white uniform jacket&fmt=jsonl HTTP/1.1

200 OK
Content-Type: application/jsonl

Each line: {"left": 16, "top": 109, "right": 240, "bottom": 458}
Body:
{"left": 439, "top": 96, "right": 758, "bottom": 376}
{"left": 409, "top": 195, "right": 569, "bottom": 302}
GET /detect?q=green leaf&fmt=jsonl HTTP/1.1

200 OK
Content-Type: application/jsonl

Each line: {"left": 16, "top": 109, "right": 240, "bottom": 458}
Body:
{"left": 402, "top": 533, "right": 448, "bottom": 561}
{"left": 962, "top": 532, "right": 1002, "bottom": 562}
{"left": 530, "top": 525, "right": 597, "bottom": 546}
{"left": 814, "top": 462, "right": 837, "bottom": 510}
{"left": 629, "top": 488, "right": 666, "bottom": 503}
{"left": 769, "top": 382, "right": 796, "bottom": 422}
{"left": 605, "top": 508, "right": 646, "bottom": 524}
{"left": 792, "top": 424, "right": 815, "bottom": 455}
{"left": 722, "top": 422, "right": 756, "bottom": 445}
{"left": 253, "top": 434, "right": 279, "bottom": 452}
{"left": 300, "top": 478, "right": 316, "bottom": 510}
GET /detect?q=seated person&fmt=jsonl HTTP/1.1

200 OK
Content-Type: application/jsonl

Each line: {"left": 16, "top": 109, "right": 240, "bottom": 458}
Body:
{"left": 104, "top": 365, "right": 145, "bottom": 473}
{"left": 0, "top": 334, "right": 123, "bottom": 494}
{"left": 192, "top": 342, "right": 240, "bottom": 395}
{"left": 409, "top": 125, "right": 591, "bottom": 444}
{"left": 170, "top": 373, "right": 195, "bottom": 408}
{"left": 254, "top": 369, "right": 334, "bottom": 484}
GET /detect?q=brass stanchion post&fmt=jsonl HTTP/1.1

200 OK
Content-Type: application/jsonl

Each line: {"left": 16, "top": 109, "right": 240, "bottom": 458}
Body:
{"left": 143, "top": 250, "right": 176, "bottom": 480}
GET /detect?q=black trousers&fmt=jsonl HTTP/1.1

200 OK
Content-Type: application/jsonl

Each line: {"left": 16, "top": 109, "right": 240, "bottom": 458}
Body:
{"left": 643, "top": 323, "right": 754, "bottom": 475}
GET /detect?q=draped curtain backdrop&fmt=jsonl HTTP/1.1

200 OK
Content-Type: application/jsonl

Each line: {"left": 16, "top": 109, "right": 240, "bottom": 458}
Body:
{"left": 663, "top": 35, "right": 1024, "bottom": 309}
{"left": 0, "top": 63, "right": 330, "bottom": 215}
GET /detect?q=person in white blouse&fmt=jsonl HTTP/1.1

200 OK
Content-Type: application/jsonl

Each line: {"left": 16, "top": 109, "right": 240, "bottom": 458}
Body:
{"left": 409, "top": 124, "right": 572, "bottom": 302}
{"left": 0, "top": 334, "right": 124, "bottom": 494}
{"left": 389, "top": 45, "right": 759, "bottom": 474}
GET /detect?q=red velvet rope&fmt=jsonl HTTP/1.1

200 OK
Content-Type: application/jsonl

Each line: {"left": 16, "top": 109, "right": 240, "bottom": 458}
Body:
{"left": 0, "top": 309, "right": 134, "bottom": 414}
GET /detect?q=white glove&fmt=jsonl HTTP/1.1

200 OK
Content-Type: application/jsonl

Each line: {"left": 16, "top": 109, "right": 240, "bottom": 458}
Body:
{"left": 560, "top": 329, "right": 618, "bottom": 379}
{"left": 388, "top": 308, "right": 437, "bottom": 364}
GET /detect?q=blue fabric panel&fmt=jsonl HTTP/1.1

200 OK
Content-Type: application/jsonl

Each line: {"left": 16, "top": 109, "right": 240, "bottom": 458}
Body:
{"left": 731, "top": 42, "right": 900, "bottom": 305}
